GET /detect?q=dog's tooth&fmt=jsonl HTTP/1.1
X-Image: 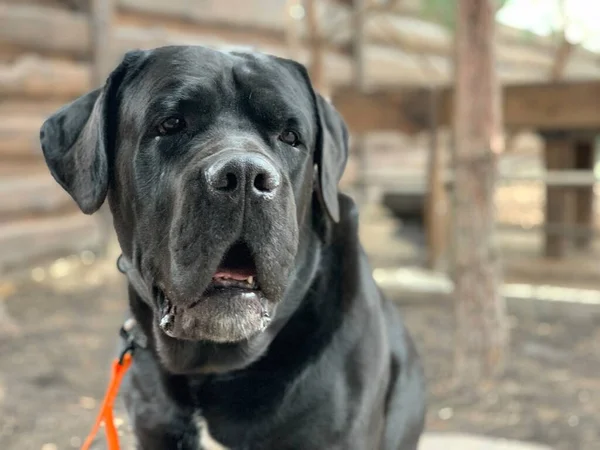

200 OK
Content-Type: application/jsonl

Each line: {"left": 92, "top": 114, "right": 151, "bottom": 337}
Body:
{"left": 247, "top": 276, "right": 253, "bottom": 285}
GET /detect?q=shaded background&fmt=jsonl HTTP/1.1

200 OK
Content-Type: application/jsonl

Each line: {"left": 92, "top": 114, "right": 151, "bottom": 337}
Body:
{"left": 0, "top": 0, "right": 599, "bottom": 449}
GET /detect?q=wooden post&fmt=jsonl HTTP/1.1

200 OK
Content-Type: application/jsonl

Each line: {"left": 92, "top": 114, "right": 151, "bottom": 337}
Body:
{"left": 90, "top": 0, "right": 115, "bottom": 87}
{"left": 90, "top": 0, "right": 117, "bottom": 257}
{"left": 573, "top": 139, "right": 595, "bottom": 250}
{"left": 305, "top": 0, "right": 324, "bottom": 92}
{"left": 285, "top": 0, "right": 303, "bottom": 61}
{"left": 425, "top": 87, "right": 447, "bottom": 270}
{"left": 452, "top": 0, "right": 508, "bottom": 383}
{"left": 543, "top": 133, "right": 574, "bottom": 258}
{"left": 351, "top": 0, "right": 368, "bottom": 206}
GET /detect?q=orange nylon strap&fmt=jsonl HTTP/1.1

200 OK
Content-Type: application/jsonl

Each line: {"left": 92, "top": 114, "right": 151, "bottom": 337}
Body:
{"left": 81, "top": 352, "right": 133, "bottom": 450}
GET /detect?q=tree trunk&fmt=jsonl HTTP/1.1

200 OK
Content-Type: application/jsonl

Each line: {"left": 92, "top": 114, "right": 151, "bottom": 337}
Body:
{"left": 452, "top": 0, "right": 508, "bottom": 384}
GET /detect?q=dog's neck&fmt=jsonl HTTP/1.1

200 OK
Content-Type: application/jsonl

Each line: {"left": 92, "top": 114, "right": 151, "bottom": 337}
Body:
{"left": 121, "top": 222, "right": 329, "bottom": 375}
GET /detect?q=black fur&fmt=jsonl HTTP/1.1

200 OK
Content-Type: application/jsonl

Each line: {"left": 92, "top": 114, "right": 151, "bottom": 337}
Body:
{"left": 40, "top": 46, "right": 426, "bottom": 449}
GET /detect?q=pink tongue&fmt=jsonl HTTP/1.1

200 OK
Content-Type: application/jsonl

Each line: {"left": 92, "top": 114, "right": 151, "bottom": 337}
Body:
{"left": 213, "top": 269, "right": 254, "bottom": 281}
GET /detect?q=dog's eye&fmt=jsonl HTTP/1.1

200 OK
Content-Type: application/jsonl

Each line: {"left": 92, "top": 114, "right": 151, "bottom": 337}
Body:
{"left": 157, "top": 116, "right": 186, "bottom": 136}
{"left": 279, "top": 130, "right": 300, "bottom": 147}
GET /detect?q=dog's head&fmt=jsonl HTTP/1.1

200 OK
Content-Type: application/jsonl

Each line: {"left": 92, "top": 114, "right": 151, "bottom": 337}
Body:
{"left": 40, "top": 46, "right": 348, "bottom": 367}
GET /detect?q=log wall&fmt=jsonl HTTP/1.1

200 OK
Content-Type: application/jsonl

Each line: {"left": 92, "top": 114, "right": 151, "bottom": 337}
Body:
{"left": 1, "top": 0, "right": 598, "bottom": 272}
{"left": 0, "top": 0, "right": 319, "bottom": 272}
{"left": 0, "top": 0, "right": 306, "bottom": 273}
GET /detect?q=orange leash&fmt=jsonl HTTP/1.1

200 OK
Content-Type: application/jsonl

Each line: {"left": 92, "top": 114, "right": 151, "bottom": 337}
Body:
{"left": 80, "top": 351, "right": 133, "bottom": 450}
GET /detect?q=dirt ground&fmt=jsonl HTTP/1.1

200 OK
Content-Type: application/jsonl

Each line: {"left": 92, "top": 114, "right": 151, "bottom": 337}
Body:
{"left": 0, "top": 259, "right": 599, "bottom": 450}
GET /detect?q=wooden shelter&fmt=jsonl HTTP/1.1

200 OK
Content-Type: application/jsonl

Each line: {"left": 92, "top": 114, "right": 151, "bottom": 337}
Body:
{"left": 0, "top": 0, "right": 599, "bottom": 272}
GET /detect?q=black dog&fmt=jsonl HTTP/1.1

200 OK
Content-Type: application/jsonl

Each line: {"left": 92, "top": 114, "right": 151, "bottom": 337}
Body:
{"left": 40, "top": 46, "right": 426, "bottom": 449}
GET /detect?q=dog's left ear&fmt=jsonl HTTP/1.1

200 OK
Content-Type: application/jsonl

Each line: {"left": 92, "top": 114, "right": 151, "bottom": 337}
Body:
{"left": 312, "top": 94, "right": 349, "bottom": 223}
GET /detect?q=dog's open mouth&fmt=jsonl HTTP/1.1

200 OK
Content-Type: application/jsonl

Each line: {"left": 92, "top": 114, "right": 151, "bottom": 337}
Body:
{"left": 157, "top": 241, "right": 274, "bottom": 343}
{"left": 206, "top": 241, "right": 260, "bottom": 293}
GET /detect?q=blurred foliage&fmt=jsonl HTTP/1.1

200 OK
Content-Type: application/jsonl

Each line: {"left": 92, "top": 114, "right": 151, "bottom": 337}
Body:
{"left": 421, "top": 0, "right": 513, "bottom": 29}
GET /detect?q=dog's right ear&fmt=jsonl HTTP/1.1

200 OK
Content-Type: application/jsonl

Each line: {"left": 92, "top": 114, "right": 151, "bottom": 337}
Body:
{"left": 39, "top": 50, "right": 146, "bottom": 214}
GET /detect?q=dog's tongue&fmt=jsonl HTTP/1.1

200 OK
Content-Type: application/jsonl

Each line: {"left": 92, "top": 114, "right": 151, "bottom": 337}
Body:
{"left": 213, "top": 269, "right": 255, "bottom": 281}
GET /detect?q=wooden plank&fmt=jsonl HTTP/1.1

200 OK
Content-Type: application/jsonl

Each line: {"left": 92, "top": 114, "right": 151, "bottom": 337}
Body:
{"left": 0, "top": 4, "right": 90, "bottom": 58}
{"left": 440, "top": 81, "right": 600, "bottom": 131}
{"left": 285, "top": 0, "right": 303, "bottom": 60}
{"left": 424, "top": 88, "right": 447, "bottom": 270}
{"left": 90, "top": 0, "right": 117, "bottom": 257}
{"left": 331, "top": 88, "right": 423, "bottom": 133}
{"left": 0, "top": 0, "right": 88, "bottom": 9}
{"left": 0, "top": 213, "right": 101, "bottom": 274}
{"left": 334, "top": 81, "right": 600, "bottom": 133}
{"left": 0, "top": 56, "right": 90, "bottom": 99}
{"left": 90, "top": 0, "right": 115, "bottom": 86}
{"left": 0, "top": 175, "right": 76, "bottom": 221}
{"left": 0, "top": 115, "right": 46, "bottom": 158}
{"left": 544, "top": 136, "right": 574, "bottom": 258}
{"left": 573, "top": 140, "right": 595, "bottom": 249}
{"left": 372, "top": 170, "right": 600, "bottom": 188}
{"left": 496, "top": 171, "right": 598, "bottom": 186}
{"left": 118, "top": 0, "right": 289, "bottom": 35}
{"left": 0, "top": 161, "right": 49, "bottom": 177}
{"left": 306, "top": 0, "right": 325, "bottom": 92}
{"left": 0, "top": 100, "right": 67, "bottom": 115}
{"left": 351, "top": 0, "right": 369, "bottom": 206}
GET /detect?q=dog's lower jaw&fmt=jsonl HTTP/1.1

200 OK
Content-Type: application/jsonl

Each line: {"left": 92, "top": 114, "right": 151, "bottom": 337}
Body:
{"left": 158, "top": 304, "right": 273, "bottom": 344}
{"left": 148, "top": 306, "right": 281, "bottom": 375}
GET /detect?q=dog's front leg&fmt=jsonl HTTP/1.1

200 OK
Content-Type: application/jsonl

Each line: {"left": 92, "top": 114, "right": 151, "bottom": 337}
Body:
{"left": 121, "top": 357, "right": 202, "bottom": 450}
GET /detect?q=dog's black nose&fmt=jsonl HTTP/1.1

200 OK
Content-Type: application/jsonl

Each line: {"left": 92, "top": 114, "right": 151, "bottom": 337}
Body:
{"left": 206, "top": 154, "right": 281, "bottom": 197}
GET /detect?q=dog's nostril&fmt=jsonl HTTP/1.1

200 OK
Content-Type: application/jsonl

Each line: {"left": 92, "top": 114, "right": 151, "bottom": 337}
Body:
{"left": 253, "top": 172, "right": 280, "bottom": 193}
{"left": 213, "top": 172, "right": 238, "bottom": 192}
{"left": 224, "top": 173, "right": 237, "bottom": 191}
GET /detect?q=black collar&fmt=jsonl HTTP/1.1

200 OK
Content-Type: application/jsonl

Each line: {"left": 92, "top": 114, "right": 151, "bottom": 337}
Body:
{"left": 116, "top": 254, "right": 148, "bottom": 359}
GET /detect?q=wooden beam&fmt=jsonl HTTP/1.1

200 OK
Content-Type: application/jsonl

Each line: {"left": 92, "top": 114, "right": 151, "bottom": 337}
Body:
{"left": 118, "top": 0, "right": 289, "bottom": 39}
{"left": 305, "top": 0, "right": 325, "bottom": 91}
{"left": 0, "top": 175, "right": 77, "bottom": 220}
{"left": 371, "top": 170, "right": 600, "bottom": 188}
{"left": 90, "top": 0, "right": 117, "bottom": 257}
{"left": 573, "top": 139, "right": 595, "bottom": 249}
{"left": 0, "top": 4, "right": 90, "bottom": 58}
{"left": 0, "top": 116, "right": 47, "bottom": 159}
{"left": 544, "top": 135, "right": 575, "bottom": 258}
{"left": 331, "top": 88, "right": 424, "bottom": 134}
{"left": 0, "top": 0, "right": 87, "bottom": 8}
{"left": 0, "top": 56, "right": 90, "bottom": 99}
{"left": 333, "top": 80, "right": 600, "bottom": 133}
{"left": 351, "top": 0, "right": 369, "bottom": 205}
{"left": 285, "top": 0, "right": 303, "bottom": 60}
{"left": 444, "top": 81, "right": 600, "bottom": 131}
{"left": 424, "top": 87, "right": 447, "bottom": 270}
{"left": 90, "top": 0, "right": 115, "bottom": 87}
